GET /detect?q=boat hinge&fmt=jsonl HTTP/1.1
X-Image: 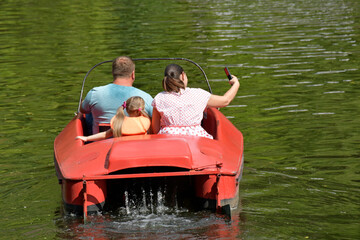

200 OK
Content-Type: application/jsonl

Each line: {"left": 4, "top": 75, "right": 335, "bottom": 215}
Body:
{"left": 215, "top": 162, "right": 223, "bottom": 211}
{"left": 83, "top": 179, "right": 88, "bottom": 223}
{"left": 216, "top": 173, "right": 221, "bottom": 211}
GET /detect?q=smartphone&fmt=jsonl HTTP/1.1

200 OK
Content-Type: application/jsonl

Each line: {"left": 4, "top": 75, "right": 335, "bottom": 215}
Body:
{"left": 224, "top": 67, "right": 232, "bottom": 80}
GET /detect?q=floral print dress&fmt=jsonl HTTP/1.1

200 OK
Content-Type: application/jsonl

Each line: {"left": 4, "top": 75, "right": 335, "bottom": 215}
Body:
{"left": 152, "top": 88, "right": 213, "bottom": 139}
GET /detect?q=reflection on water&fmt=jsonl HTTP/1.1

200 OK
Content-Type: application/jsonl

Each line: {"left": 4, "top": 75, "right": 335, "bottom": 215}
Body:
{"left": 0, "top": 0, "right": 359, "bottom": 239}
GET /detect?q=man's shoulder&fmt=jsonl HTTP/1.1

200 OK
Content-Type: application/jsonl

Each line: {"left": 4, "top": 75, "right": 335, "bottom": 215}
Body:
{"left": 90, "top": 83, "right": 113, "bottom": 91}
{"left": 91, "top": 83, "right": 131, "bottom": 93}
{"left": 89, "top": 84, "right": 153, "bottom": 101}
{"left": 131, "top": 87, "right": 153, "bottom": 99}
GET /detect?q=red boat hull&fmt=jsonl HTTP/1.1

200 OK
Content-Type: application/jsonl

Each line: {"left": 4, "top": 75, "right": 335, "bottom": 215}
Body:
{"left": 54, "top": 107, "right": 244, "bottom": 215}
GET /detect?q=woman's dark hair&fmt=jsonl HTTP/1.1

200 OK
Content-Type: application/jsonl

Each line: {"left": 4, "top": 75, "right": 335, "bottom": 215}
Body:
{"left": 162, "top": 64, "right": 185, "bottom": 93}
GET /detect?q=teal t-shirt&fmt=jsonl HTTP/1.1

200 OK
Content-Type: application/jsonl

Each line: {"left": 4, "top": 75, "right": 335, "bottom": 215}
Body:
{"left": 81, "top": 83, "right": 153, "bottom": 134}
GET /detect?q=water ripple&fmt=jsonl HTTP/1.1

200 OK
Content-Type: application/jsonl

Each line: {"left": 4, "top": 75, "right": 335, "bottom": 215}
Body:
{"left": 264, "top": 105, "right": 298, "bottom": 111}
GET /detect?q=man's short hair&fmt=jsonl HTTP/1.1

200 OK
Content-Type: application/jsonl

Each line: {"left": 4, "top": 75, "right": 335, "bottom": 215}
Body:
{"left": 112, "top": 56, "right": 135, "bottom": 79}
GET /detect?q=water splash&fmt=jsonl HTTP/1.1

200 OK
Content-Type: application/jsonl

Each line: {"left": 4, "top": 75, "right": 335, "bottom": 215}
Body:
{"left": 120, "top": 184, "right": 178, "bottom": 216}
{"left": 124, "top": 191, "right": 130, "bottom": 215}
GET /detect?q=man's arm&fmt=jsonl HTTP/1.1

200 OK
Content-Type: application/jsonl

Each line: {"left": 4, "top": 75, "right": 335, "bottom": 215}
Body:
{"left": 79, "top": 90, "right": 93, "bottom": 114}
{"left": 79, "top": 101, "right": 88, "bottom": 114}
{"left": 144, "top": 94, "right": 154, "bottom": 117}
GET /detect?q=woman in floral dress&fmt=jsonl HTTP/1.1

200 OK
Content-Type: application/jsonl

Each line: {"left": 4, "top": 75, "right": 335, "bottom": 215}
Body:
{"left": 151, "top": 64, "right": 240, "bottom": 139}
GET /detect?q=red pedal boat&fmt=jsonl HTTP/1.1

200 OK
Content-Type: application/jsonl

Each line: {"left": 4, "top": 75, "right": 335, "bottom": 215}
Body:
{"left": 53, "top": 58, "right": 244, "bottom": 218}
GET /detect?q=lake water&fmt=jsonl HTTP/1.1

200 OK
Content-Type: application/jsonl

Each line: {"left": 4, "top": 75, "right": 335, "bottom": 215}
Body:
{"left": 0, "top": 0, "right": 359, "bottom": 239}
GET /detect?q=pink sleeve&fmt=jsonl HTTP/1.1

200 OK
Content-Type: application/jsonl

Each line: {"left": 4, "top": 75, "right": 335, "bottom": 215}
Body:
{"left": 151, "top": 97, "right": 156, "bottom": 108}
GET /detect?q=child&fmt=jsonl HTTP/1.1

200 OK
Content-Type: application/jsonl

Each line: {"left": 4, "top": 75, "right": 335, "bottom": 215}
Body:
{"left": 76, "top": 96, "right": 150, "bottom": 142}
{"left": 151, "top": 64, "right": 239, "bottom": 139}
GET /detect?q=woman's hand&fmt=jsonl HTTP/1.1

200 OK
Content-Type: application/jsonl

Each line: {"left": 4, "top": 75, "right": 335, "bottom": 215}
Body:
{"left": 207, "top": 75, "right": 240, "bottom": 108}
{"left": 229, "top": 75, "right": 240, "bottom": 86}
{"left": 75, "top": 136, "right": 88, "bottom": 142}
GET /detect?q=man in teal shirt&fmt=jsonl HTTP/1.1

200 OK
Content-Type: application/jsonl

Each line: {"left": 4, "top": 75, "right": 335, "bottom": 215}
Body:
{"left": 80, "top": 56, "right": 153, "bottom": 134}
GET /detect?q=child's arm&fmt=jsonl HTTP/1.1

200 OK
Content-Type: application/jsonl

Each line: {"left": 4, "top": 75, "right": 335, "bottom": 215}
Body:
{"left": 76, "top": 129, "right": 113, "bottom": 142}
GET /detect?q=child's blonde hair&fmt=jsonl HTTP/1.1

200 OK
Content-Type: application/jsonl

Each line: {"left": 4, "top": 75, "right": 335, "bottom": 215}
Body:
{"left": 112, "top": 96, "right": 149, "bottom": 137}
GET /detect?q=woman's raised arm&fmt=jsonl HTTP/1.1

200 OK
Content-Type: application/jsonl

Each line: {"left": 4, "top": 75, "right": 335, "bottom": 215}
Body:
{"left": 207, "top": 75, "right": 240, "bottom": 108}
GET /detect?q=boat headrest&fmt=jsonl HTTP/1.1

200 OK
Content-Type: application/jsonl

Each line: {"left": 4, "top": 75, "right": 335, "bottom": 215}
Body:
{"left": 106, "top": 137, "right": 193, "bottom": 172}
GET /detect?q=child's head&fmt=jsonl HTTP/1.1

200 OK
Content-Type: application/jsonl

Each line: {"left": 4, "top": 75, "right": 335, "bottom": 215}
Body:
{"left": 124, "top": 96, "right": 148, "bottom": 117}
{"left": 162, "top": 64, "right": 186, "bottom": 93}
{"left": 112, "top": 96, "right": 149, "bottom": 137}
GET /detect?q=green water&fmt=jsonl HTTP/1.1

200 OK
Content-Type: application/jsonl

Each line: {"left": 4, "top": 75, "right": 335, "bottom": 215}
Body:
{"left": 0, "top": 0, "right": 359, "bottom": 239}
